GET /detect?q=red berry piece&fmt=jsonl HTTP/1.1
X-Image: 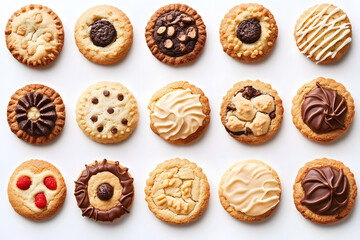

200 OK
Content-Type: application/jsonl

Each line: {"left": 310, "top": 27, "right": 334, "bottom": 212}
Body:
{"left": 16, "top": 176, "right": 31, "bottom": 190}
{"left": 35, "top": 193, "right": 47, "bottom": 208}
{"left": 44, "top": 176, "right": 57, "bottom": 190}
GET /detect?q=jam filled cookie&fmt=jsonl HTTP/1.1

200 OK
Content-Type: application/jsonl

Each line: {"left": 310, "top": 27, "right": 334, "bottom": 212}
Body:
{"left": 219, "top": 160, "right": 281, "bottom": 222}
{"left": 293, "top": 158, "right": 357, "bottom": 224}
{"left": 220, "top": 3, "right": 278, "bottom": 63}
{"left": 7, "top": 84, "right": 66, "bottom": 145}
{"left": 75, "top": 5, "right": 133, "bottom": 65}
{"left": 8, "top": 160, "right": 67, "bottom": 221}
{"left": 291, "top": 77, "right": 354, "bottom": 143}
{"left": 145, "top": 4, "right": 206, "bottom": 65}
{"left": 294, "top": 4, "right": 352, "bottom": 64}
{"left": 145, "top": 158, "right": 210, "bottom": 224}
{"left": 76, "top": 81, "right": 138, "bottom": 144}
{"left": 5, "top": 4, "right": 64, "bottom": 67}
{"left": 148, "top": 81, "right": 210, "bottom": 144}
{"left": 220, "top": 80, "right": 283, "bottom": 144}
{"left": 74, "top": 159, "right": 134, "bottom": 222}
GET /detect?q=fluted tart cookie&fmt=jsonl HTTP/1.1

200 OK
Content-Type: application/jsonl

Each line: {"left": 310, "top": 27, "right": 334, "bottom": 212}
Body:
{"left": 5, "top": 4, "right": 64, "bottom": 67}
{"left": 220, "top": 80, "right": 283, "bottom": 144}
{"left": 220, "top": 3, "right": 278, "bottom": 62}
{"left": 145, "top": 4, "right": 206, "bottom": 65}
{"left": 294, "top": 4, "right": 352, "bottom": 64}
{"left": 75, "top": 5, "right": 133, "bottom": 65}
{"left": 148, "top": 81, "right": 210, "bottom": 144}
{"left": 293, "top": 158, "right": 357, "bottom": 224}
{"left": 7, "top": 84, "right": 66, "bottom": 145}
{"left": 145, "top": 158, "right": 210, "bottom": 224}
{"left": 292, "top": 77, "right": 354, "bottom": 143}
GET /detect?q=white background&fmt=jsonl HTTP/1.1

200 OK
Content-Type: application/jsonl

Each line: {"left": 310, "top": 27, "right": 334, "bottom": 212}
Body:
{"left": 0, "top": 0, "right": 359, "bottom": 239}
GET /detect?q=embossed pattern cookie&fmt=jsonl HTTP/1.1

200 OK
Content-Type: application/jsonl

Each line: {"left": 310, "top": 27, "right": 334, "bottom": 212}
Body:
{"left": 8, "top": 160, "right": 67, "bottom": 221}
{"left": 76, "top": 81, "right": 138, "bottom": 144}
{"left": 148, "top": 81, "right": 210, "bottom": 144}
{"left": 145, "top": 4, "right": 206, "bottom": 65}
{"left": 5, "top": 4, "right": 64, "bottom": 67}
{"left": 294, "top": 4, "right": 352, "bottom": 64}
{"left": 145, "top": 158, "right": 210, "bottom": 224}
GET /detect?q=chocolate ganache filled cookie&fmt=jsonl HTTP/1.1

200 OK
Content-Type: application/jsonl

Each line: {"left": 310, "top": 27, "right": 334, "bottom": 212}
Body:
{"left": 145, "top": 4, "right": 206, "bottom": 65}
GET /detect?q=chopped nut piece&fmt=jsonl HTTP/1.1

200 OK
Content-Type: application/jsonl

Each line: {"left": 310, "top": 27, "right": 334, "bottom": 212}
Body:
{"left": 187, "top": 27, "right": 197, "bottom": 39}
{"left": 164, "top": 39, "right": 173, "bottom": 49}
{"left": 167, "top": 26, "right": 175, "bottom": 36}
{"left": 166, "top": 14, "right": 173, "bottom": 21}
{"left": 182, "top": 17, "right": 193, "bottom": 23}
{"left": 179, "top": 43, "right": 186, "bottom": 52}
{"left": 157, "top": 26, "right": 166, "bottom": 35}
{"left": 35, "top": 13, "right": 43, "bottom": 24}
{"left": 178, "top": 32, "right": 187, "bottom": 42}
{"left": 17, "top": 26, "right": 26, "bottom": 36}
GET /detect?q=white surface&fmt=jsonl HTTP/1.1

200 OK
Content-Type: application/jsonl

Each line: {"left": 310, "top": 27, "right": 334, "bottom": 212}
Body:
{"left": 0, "top": 0, "right": 359, "bottom": 239}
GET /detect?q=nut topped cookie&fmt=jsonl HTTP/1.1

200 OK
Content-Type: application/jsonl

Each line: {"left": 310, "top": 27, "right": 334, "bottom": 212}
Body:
{"left": 145, "top": 158, "right": 210, "bottom": 224}
{"left": 148, "top": 81, "right": 210, "bottom": 144}
{"left": 145, "top": 4, "right": 206, "bottom": 65}
{"left": 220, "top": 80, "right": 283, "bottom": 144}
{"left": 75, "top": 5, "right": 133, "bottom": 65}
{"left": 5, "top": 4, "right": 64, "bottom": 67}
{"left": 220, "top": 3, "right": 278, "bottom": 62}
{"left": 76, "top": 81, "right": 138, "bottom": 144}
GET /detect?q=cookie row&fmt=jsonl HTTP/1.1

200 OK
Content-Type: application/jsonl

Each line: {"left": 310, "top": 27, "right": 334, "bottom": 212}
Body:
{"left": 5, "top": 3, "right": 352, "bottom": 67}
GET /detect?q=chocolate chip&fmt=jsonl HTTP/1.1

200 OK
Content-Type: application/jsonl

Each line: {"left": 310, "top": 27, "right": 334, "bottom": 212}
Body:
{"left": 107, "top": 108, "right": 114, "bottom": 114}
{"left": 97, "top": 183, "right": 114, "bottom": 201}
{"left": 90, "top": 20, "right": 117, "bottom": 47}
{"left": 236, "top": 18, "right": 261, "bottom": 44}
{"left": 121, "top": 119, "right": 128, "bottom": 125}
{"left": 111, "top": 127, "right": 118, "bottom": 134}
{"left": 227, "top": 102, "right": 236, "bottom": 111}
{"left": 92, "top": 97, "right": 99, "bottom": 104}
{"left": 103, "top": 90, "right": 110, "bottom": 97}
{"left": 269, "top": 111, "right": 276, "bottom": 119}
{"left": 91, "top": 115, "right": 98, "bottom": 122}
{"left": 118, "top": 94, "right": 124, "bottom": 101}
{"left": 239, "top": 86, "right": 262, "bottom": 100}
{"left": 97, "top": 126, "right": 104, "bottom": 132}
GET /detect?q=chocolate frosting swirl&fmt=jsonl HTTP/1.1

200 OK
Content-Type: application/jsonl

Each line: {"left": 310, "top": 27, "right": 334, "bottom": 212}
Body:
{"left": 301, "top": 166, "right": 349, "bottom": 215}
{"left": 301, "top": 83, "right": 347, "bottom": 133}
{"left": 90, "top": 20, "right": 117, "bottom": 47}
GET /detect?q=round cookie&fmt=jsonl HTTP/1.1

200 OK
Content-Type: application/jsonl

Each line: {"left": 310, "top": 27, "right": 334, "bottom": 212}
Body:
{"left": 74, "top": 159, "right": 134, "bottom": 222}
{"left": 76, "top": 81, "right": 138, "bottom": 144}
{"left": 220, "top": 3, "right": 278, "bottom": 63}
{"left": 291, "top": 77, "right": 354, "bottom": 143}
{"left": 145, "top": 4, "right": 206, "bottom": 65}
{"left": 5, "top": 4, "right": 64, "bottom": 68}
{"left": 8, "top": 159, "right": 67, "bottom": 221}
{"left": 145, "top": 158, "right": 210, "bottom": 224}
{"left": 220, "top": 80, "right": 283, "bottom": 144}
{"left": 7, "top": 84, "right": 66, "bottom": 145}
{"left": 75, "top": 5, "right": 133, "bottom": 65}
{"left": 293, "top": 158, "right": 357, "bottom": 224}
{"left": 294, "top": 4, "right": 352, "bottom": 64}
{"left": 148, "top": 81, "right": 210, "bottom": 144}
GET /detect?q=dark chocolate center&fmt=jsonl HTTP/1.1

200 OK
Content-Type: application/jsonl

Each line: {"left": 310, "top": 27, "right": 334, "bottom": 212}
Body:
{"left": 97, "top": 183, "right": 114, "bottom": 201}
{"left": 90, "top": 20, "right": 117, "bottom": 47}
{"left": 236, "top": 18, "right": 261, "bottom": 43}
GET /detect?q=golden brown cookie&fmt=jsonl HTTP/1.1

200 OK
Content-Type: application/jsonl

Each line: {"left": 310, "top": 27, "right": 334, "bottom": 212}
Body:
{"left": 148, "top": 81, "right": 210, "bottom": 144}
{"left": 220, "top": 80, "right": 283, "bottom": 144}
{"left": 8, "top": 159, "right": 67, "bottom": 221}
{"left": 145, "top": 158, "right": 210, "bottom": 224}
{"left": 291, "top": 77, "right": 354, "bottom": 143}
{"left": 74, "top": 5, "right": 133, "bottom": 65}
{"left": 293, "top": 158, "right": 357, "bottom": 224}
{"left": 5, "top": 4, "right": 64, "bottom": 67}
{"left": 7, "top": 84, "right": 66, "bottom": 145}
{"left": 220, "top": 3, "right": 278, "bottom": 63}
{"left": 145, "top": 4, "right": 206, "bottom": 65}
{"left": 294, "top": 4, "right": 352, "bottom": 64}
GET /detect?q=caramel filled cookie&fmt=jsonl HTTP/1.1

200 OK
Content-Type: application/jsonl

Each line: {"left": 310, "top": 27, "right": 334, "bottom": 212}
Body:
{"left": 148, "top": 81, "right": 210, "bottom": 144}
{"left": 7, "top": 84, "right": 66, "bottom": 145}
{"left": 8, "top": 160, "right": 67, "bottom": 221}
{"left": 294, "top": 4, "right": 352, "bottom": 64}
{"left": 145, "top": 158, "right": 210, "bottom": 224}
{"left": 293, "top": 158, "right": 357, "bottom": 224}
{"left": 75, "top": 5, "right": 133, "bottom": 65}
{"left": 292, "top": 77, "right": 354, "bottom": 142}
{"left": 220, "top": 80, "right": 283, "bottom": 144}
{"left": 74, "top": 159, "right": 134, "bottom": 222}
{"left": 219, "top": 160, "right": 281, "bottom": 222}
{"left": 220, "top": 3, "right": 278, "bottom": 63}
{"left": 5, "top": 4, "right": 64, "bottom": 67}
{"left": 145, "top": 4, "right": 206, "bottom": 65}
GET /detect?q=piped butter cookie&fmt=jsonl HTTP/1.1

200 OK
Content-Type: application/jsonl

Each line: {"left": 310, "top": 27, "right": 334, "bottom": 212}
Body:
{"left": 220, "top": 80, "right": 283, "bottom": 144}
{"left": 5, "top": 4, "right": 64, "bottom": 67}
{"left": 148, "top": 81, "right": 210, "bottom": 144}
{"left": 145, "top": 158, "right": 210, "bottom": 224}
{"left": 75, "top": 5, "right": 133, "bottom": 65}
{"left": 145, "top": 4, "right": 206, "bottom": 65}
{"left": 220, "top": 3, "right": 278, "bottom": 62}
{"left": 291, "top": 77, "right": 354, "bottom": 143}
{"left": 76, "top": 81, "right": 138, "bottom": 144}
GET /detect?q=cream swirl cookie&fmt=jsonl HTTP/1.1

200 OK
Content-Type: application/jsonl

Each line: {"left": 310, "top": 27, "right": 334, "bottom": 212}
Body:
{"left": 219, "top": 160, "right": 281, "bottom": 222}
{"left": 148, "top": 81, "right": 210, "bottom": 144}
